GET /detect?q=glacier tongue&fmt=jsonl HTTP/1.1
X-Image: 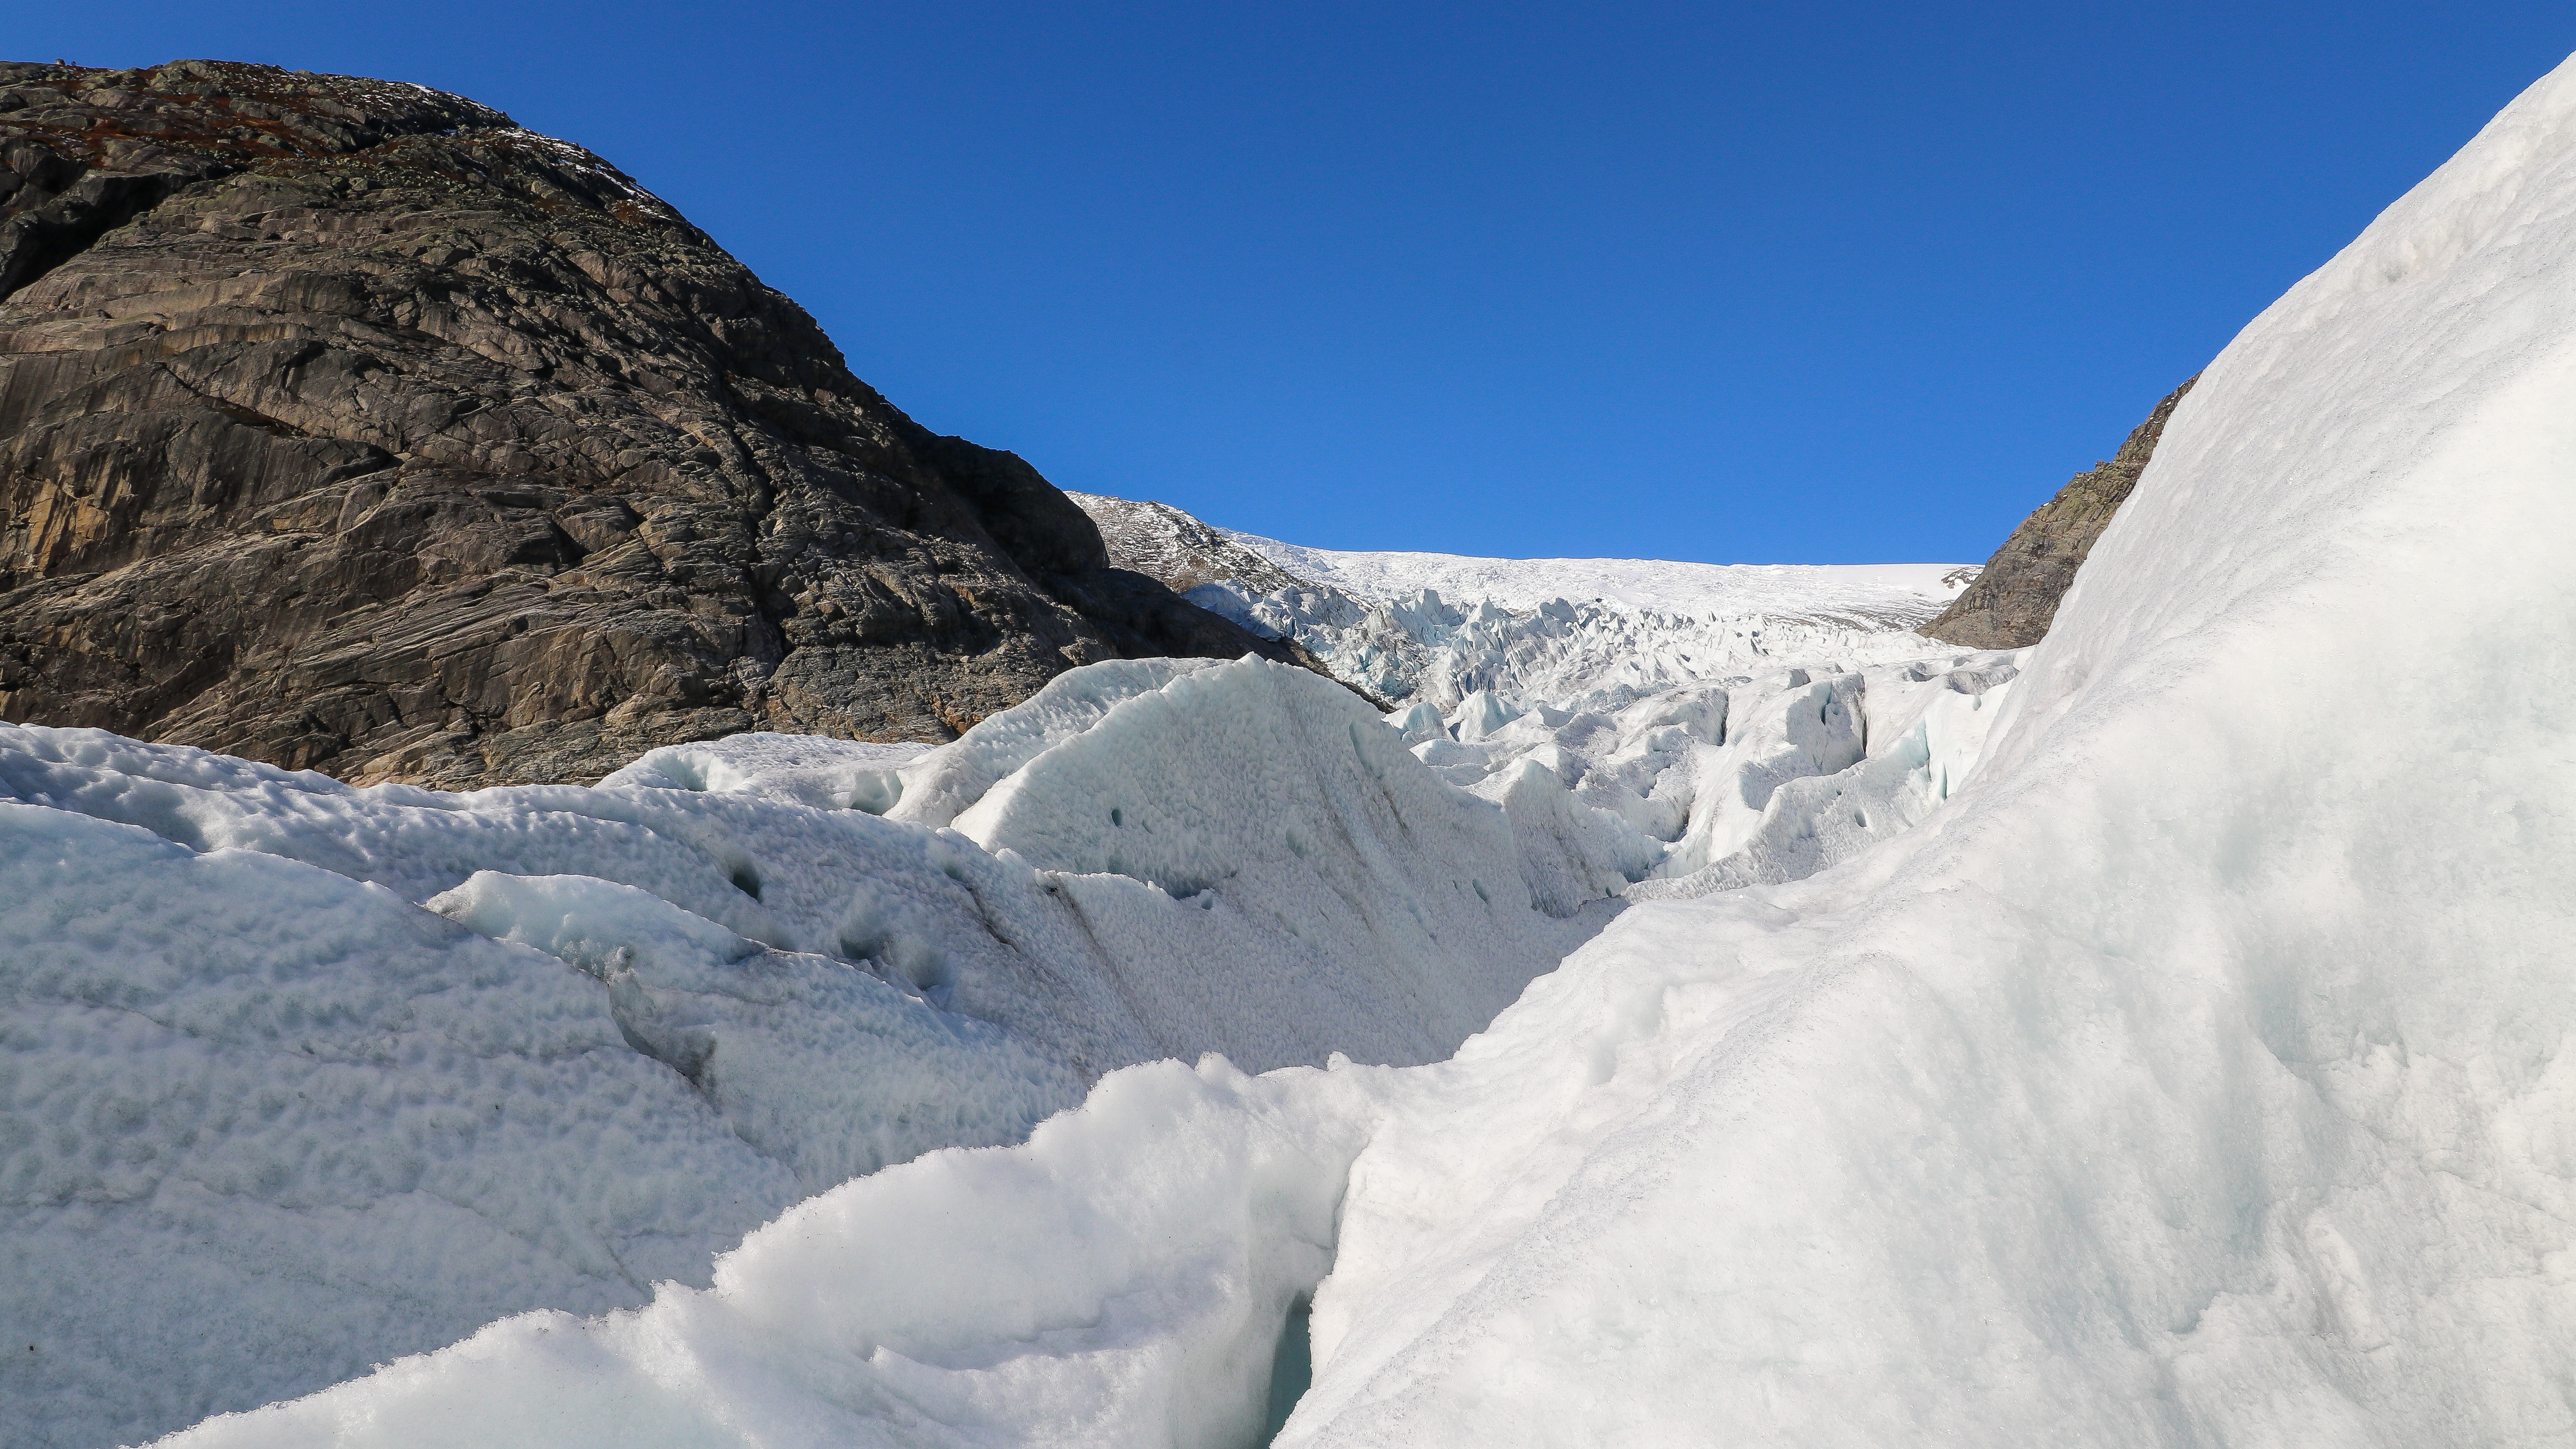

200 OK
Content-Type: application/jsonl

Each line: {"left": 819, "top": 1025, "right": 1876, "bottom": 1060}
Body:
{"left": 1233, "top": 580, "right": 1964, "bottom": 711}
{"left": 134, "top": 46, "right": 2576, "bottom": 1449}
{"left": 1066, "top": 490, "right": 1978, "bottom": 713}
{"left": 0, "top": 632, "right": 2014, "bottom": 1447}
{"left": 1214, "top": 535, "right": 1968, "bottom": 620}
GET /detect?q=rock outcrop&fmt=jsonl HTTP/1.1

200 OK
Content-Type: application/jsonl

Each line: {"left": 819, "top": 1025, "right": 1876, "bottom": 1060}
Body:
{"left": 1066, "top": 490, "right": 1315, "bottom": 599}
{"left": 0, "top": 59, "right": 1288, "bottom": 788}
{"left": 1923, "top": 376, "right": 2196, "bottom": 649}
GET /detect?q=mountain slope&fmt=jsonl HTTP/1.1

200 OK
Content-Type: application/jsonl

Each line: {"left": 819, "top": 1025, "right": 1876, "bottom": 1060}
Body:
{"left": 1922, "top": 376, "right": 2196, "bottom": 648}
{"left": 1064, "top": 490, "right": 1312, "bottom": 598}
{"left": 0, "top": 59, "right": 1277, "bottom": 789}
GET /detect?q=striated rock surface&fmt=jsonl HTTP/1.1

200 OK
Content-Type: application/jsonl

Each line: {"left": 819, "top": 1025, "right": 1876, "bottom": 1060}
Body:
{"left": 1066, "top": 489, "right": 1314, "bottom": 599}
{"left": 0, "top": 59, "right": 1285, "bottom": 788}
{"left": 1923, "top": 376, "right": 2197, "bottom": 649}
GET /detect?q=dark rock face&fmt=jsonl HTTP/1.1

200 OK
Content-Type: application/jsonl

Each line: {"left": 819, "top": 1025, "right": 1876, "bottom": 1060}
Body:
{"left": 1922, "top": 376, "right": 2198, "bottom": 650}
{"left": 0, "top": 59, "right": 1284, "bottom": 787}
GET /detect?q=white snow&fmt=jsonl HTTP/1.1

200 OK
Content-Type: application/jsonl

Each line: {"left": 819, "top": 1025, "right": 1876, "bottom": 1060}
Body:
{"left": 883, "top": 657, "right": 1221, "bottom": 830}
{"left": 606, "top": 732, "right": 930, "bottom": 813}
{"left": 3, "top": 653, "right": 1630, "bottom": 1447}
{"left": 118, "top": 47, "right": 2576, "bottom": 1449}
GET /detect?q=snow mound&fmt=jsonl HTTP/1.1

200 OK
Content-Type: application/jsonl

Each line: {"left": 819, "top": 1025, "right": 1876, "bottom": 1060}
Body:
{"left": 945, "top": 656, "right": 1620, "bottom": 1063}
{"left": 158, "top": 50, "right": 2576, "bottom": 1448}
{"left": 603, "top": 733, "right": 929, "bottom": 813}
{"left": 885, "top": 656, "right": 1221, "bottom": 829}
{"left": 2, "top": 653, "right": 1630, "bottom": 1446}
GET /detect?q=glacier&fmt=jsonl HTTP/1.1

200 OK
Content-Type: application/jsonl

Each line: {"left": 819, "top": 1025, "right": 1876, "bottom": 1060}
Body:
{"left": 1069, "top": 488, "right": 1980, "bottom": 710}
{"left": 7, "top": 630, "right": 2004, "bottom": 1446}
{"left": 5, "top": 43, "right": 2576, "bottom": 1449}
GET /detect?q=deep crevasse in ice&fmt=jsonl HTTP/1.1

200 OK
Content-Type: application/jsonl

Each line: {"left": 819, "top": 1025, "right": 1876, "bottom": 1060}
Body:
{"left": 118, "top": 46, "right": 2576, "bottom": 1449}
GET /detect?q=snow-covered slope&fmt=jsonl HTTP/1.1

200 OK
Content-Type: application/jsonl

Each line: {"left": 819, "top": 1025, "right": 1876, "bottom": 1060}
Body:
{"left": 145, "top": 49, "right": 2576, "bottom": 1449}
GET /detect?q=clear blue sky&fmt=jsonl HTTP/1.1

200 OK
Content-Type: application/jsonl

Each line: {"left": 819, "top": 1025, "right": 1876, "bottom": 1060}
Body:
{"left": 25, "top": 4, "right": 2576, "bottom": 562}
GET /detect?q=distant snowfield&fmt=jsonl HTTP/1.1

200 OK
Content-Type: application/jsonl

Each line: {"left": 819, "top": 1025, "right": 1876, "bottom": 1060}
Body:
{"left": 1223, "top": 531, "right": 1972, "bottom": 623}
{"left": 11, "top": 47, "right": 2576, "bottom": 1449}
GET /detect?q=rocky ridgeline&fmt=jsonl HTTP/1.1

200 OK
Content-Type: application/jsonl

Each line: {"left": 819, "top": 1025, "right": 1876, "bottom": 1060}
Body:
{"left": 0, "top": 59, "right": 1288, "bottom": 788}
{"left": 1924, "top": 377, "right": 2197, "bottom": 649}
{"left": 1062, "top": 490, "right": 1311, "bottom": 598}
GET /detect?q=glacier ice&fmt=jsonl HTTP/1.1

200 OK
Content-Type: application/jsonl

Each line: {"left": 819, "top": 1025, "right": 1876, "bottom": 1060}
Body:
{"left": 1214, "top": 537, "right": 1967, "bottom": 620}
{"left": 118, "top": 46, "right": 2576, "bottom": 1449}
{"left": 1066, "top": 489, "right": 1983, "bottom": 715}
{"left": 0, "top": 633, "right": 2010, "bottom": 1445}
{"left": 2, "top": 651, "right": 1637, "bottom": 1446}
{"left": 1252, "top": 581, "right": 1967, "bottom": 712}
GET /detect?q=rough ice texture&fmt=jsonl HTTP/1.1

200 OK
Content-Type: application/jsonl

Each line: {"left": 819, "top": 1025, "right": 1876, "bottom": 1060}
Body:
{"left": 1220, "top": 535, "right": 1969, "bottom": 621}
{"left": 0, "top": 649, "right": 1627, "bottom": 1447}
{"left": 1066, "top": 489, "right": 1978, "bottom": 712}
{"left": 883, "top": 657, "right": 1221, "bottom": 829}
{"left": 1207, "top": 577, "right": 1969, "bottom": 713}
{"left": 0, "top": 58, "right": 1284, "bottom": 790}
{"left": 604, "top": 733, "right": 930, "bottom": 812}
{"left": 144, "top": 49, "right": 2576, "bottom": 1448}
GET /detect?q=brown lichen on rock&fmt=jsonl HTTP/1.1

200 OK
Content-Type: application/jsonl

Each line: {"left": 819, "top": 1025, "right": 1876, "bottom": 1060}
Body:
{"left": 1923, "top": 376, "right": 2198, "bottom": 650}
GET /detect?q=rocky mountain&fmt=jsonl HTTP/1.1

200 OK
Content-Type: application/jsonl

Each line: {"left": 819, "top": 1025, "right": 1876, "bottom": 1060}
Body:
{"left": 1923, "top": 376, "right": 2197, "bottom": 648}
{"left": 1063, "top": 490, "right": 1311, "bottom": 599}
{"left": 0, "top": 59, "right": 1286, "bottom": 788}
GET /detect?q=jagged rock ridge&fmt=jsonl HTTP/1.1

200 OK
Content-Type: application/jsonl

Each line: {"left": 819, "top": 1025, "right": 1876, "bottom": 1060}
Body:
{"left": 0, "top": 59, "right": 1288, "bottom": 788}
{"left": 1063, "top": 490, "right": 1311, "bottom": 598}
{"left": 1923, "top": 376, "right": 2197, "bottom": 648}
